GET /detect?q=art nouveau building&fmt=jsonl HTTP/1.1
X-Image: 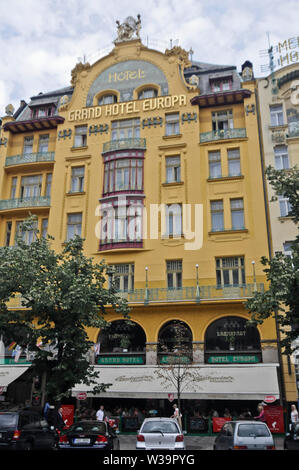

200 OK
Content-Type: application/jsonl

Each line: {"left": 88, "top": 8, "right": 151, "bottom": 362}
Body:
{"left": 0, "top": 19, "right": 297, "bottom": 419}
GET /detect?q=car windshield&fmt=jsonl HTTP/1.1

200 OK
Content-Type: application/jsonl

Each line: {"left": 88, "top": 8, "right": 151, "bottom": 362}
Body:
{"left": 141, "top": 421, "right": 179, "bottom": 434}
{"left": 68, "top": 422, "right": 106, "bottom": 434}
{"left": 0, "top": 413, "right": 18, "bottom": 430}
{"left": 237, "top": 424, "right": 270, "bottom": 437}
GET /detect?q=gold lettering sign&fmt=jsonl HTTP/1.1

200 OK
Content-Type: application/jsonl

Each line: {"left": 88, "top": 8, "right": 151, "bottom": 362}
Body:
{"left": 68, "top": 95, "right": 187, "bottom": 122}
{"left": 108, "top": 69, "right": 146, "bottom": 83}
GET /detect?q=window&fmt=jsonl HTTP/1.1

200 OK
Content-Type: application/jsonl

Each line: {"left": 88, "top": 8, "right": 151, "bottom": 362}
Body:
{"left": 111, "top": 118, "right": 140, "bottom": 140}
{"left": 38, "top": 134, "right": 49, "bottom": 153}
{"left": 211, "top": 79, "right": 232, "bottom": 92}
{"left": 212, "top": 110, "right": 233, "bottom": 131}
{"left": 230, "top": 198, "right": 245, "bottom": 229}
{"left": 274, "top": 145, "right": 290, "bottom": 169}
{"left": 71, "top": 166, "right": 85, "bottom": 193}
{"left": 283, "top": 241, "right": 294, "bottom": 257}
{"left": 10, "top": 177, "right": 17, "bottom": 199}
{"left": 74, "top": 125, "right": 87, "bottom": 148}
{"left": 32, "top": 107, "right": 53, "bottom": 118}
{"left": 165, "top": 204, "right": 182, "bottom": 237}
{"left": 46, "top": 174, "right": 52, "bottom": 197}
{"left": 165, "top": 113, "right": 180, "bottom": 136}
{"left": 210, "top": 200, "right": 224, "bottom": 231}
{"left": 279, "top": 196, "right": 292, "bottom": 217}
{"left": 103, "top": 158, "right": 143, "bottom": 193}
{"left": 23, "top": 136, "right": 33, "bottom": 154}
{"left": 208, "top": 151, "right": 221, "bottom": 178}
{"left": 216, "top": 257, "right": 245, "bottom": 286}
{"left": 41, "top": 219, "right": 48, "bottom": 238}
{"left": 67, "top": 213, "right": 82, "bottom": 240}
{"left": 20, "top": 175, "right": 42, "bottom": 199}
{"left": 15, "top": 220, "right": 37, "bottom": 245}
{"left": 166, "top": 156, "right": 181, "bottom": 183}
{"left": 108, "top": 263, "right": 134, "bottom": 292}
{"left": 166, "top": 260, "right": 182, "bottom": 289}
{"left": 98, "top": 94, "right": 117, "bottom": 105}
{"left": 227, "top": 148, "right": 241, "bottom": 176}
{"left": 138, "top": 88, "right": 157, "bottom": 99}
{"left": 270, "top": 104, "right": 284, "bottom": 126}
{"left": 5, "top": 221, "right": 12, "bottom": 246}
{"left": 100, "top": 199, "right": 143, "bottom": 247}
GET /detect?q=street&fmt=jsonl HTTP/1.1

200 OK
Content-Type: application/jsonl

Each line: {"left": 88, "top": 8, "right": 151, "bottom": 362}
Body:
{"left": 119, "top": 434, "right": 285, "bottom": 450}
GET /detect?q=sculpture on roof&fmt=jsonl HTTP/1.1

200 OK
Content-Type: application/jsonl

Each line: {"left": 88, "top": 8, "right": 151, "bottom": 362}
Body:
{"left": 115, "top": 15, "right": 141, "bottom": 42}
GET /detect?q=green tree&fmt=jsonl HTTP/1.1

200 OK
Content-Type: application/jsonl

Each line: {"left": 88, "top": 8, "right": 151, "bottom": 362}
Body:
{"left": 246, "top": 165, "right": 299, "bottom": 354}
{"left": 0, "top": 217, "right": 130, "bottom": 402}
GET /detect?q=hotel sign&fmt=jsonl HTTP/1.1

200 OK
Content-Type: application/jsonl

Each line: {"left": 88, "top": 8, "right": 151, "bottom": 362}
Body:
{"left": 68, "top": 94, "right": 187, "bottom": 122}
{"left": 208, "top": 355, "right": 259, "bottom": 364}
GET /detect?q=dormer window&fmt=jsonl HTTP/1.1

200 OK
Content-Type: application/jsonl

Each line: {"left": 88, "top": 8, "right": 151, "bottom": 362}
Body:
{"left": 98, "top": 94, "right": 117, "bottom": 105}
{"left": 210, "top": 78, "right": 232, "bottom": 93}
{"left": 138, "top": 88, "right": 158, "bottom": 99}
{"left": 32, "top": 107, "right": 54, "bottom": 119}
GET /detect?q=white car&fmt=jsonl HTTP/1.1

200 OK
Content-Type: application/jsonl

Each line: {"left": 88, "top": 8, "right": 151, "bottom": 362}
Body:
{"left": 214, "top": 421, "right": 275, "bottom": 450}
{"left": 136, "top": 417, "right": 185, "bottom": 450}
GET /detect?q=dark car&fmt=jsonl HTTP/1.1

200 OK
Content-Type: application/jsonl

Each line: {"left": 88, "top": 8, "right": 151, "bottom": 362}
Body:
{"left": 0, "top": 410, "right": 57, "bottom": 450}
{"left": 58, "top": 420, "right": 120, "bottom": 450}
{"left": 284, "top": 423, "right": 299, "bottom": 450}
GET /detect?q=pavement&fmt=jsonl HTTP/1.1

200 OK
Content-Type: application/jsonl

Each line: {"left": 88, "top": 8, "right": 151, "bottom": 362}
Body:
{"left": 119, "top": 434, "right": 285, "bottom": 450}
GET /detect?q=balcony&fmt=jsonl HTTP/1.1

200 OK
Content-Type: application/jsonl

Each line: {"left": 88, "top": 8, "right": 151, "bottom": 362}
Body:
{"left": 0, "top": 196, "right": 50, "bottom": 211}
{"left": 200, "top": 128, "right": 247, "bottom": 143}
{"left": 102, "top": 138, "right": 146, "bottom": 153}
{"left": 5, "top": 152, "right": 55, "bottom": 167}
{"left": 114, "top": 283, "right": 264, "bottom": 304}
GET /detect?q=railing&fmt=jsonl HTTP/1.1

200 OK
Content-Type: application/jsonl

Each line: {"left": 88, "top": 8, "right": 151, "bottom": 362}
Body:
{"left": 0, "top": 196, "right": 50, "bottom": 211}
{"left": 102, "top": 138, "right": 146, "bottom": 153}
{"left": 114, "top": 284, "right": 264, "bottom": 304}
{"left": 200, "top": 128, "right": 247, "bottom": 143}
{"left": 5, "top": 152, "right": 55, "bottom": 167}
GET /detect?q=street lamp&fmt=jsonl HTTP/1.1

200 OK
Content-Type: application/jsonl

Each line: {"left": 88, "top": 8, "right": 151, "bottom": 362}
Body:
{"left": 144, "top": 266, "right": 149, "bottom": 304}
{"left": 252, "top": 260, "right": 257, "bottom": 292}
{"left": 195, "top": 264, "right": 200, "bottom": 303}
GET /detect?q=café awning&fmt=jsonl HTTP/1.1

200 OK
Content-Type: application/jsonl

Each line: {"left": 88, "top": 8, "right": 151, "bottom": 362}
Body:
{"left": 0, "top": 365, "right": 30, "bottom": 391}
{"left": 72, "top": 364, "right": 280, "bottom": 401}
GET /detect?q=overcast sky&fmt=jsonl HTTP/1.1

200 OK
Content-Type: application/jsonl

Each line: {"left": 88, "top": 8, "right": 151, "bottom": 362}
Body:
{"left": 0, "top": 0, "right": 298, "bottom": 113}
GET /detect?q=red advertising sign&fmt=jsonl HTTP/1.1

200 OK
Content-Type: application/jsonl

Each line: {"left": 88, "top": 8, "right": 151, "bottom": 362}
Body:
{"left": 264, "top": 406, "right": 284, "bottom": 433}
{"left": 168, "top": 393, "right": 174, "bottom": 402}
{"left": 76, "top": 392, "right": 87, "bottom": 401}
{"left": 264, "top": 395, "right": 277, "bottom": 404}
{"left": 61, "top": 405, "right": 74, "bottom": 429}
{"left": 212, "top": 417, "right": 231, "bottom": 432}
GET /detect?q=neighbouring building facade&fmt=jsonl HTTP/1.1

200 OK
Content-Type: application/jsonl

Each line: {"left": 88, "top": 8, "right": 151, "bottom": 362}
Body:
{"left": 0, "top": 17, "right": 297, "bottom": 426}
{"left": 257, "top": 62, "right": 299, "bottom": 398}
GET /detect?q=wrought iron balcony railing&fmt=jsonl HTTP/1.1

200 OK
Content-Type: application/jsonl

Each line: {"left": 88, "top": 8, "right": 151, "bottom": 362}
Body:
{"left": 5, "top": 152, "right": 55, "bottom": 167}
{"left": 103, "top": 138, "right": 146, "bottom": 153}
{"left": 0, "top": 196, "right": 50, "bottom": 211}
{"left": 200, "top": 128, "right": 247, "bottom": 143}
{"left": 112, "top": 283, "right": 264, "bottom": 304}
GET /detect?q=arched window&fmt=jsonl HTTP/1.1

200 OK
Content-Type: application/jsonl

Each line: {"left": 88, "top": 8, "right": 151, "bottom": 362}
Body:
{"left": 204, "top": 316, "right": 261, "bottom": 364}
{"left": 98, "top": 94, "right": 117, "bottom": 105}
{"left": 97, "top": 320, "right": 146, "bottom": 353}
{"left": 138, "top": 88, "right": 158, "bottom": 100}
{"left": 158, "top": 320, "right": 193, "bottom": 364}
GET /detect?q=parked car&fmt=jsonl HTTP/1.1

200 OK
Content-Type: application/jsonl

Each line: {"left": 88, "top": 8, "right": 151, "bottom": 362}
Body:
{"left": 58, "top": 420, "right": 120, "bottom": 450}
{"left": 0, "top": 410, "right": 57, "bottom": 450}
{"left": 284, "top": 423, "right": 299, "bottom": 450}
{"left": 136, "top": 417, "right": 185, "bottom": 450}
{"left": 213, "top": 421, "right": 275, "bottom": 450}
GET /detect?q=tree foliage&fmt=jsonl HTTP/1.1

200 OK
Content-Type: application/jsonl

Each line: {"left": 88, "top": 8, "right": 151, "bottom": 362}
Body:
{"left": 246, "top": 165, "right": 299, "bottom": 354}
{"left": 0, "top": 217, "right": 130, "bottom": 401}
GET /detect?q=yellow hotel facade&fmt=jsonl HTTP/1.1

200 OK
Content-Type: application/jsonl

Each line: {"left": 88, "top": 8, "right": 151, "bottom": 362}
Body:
{"left": 0, "top": 20, "right": 297, "bottom": 420}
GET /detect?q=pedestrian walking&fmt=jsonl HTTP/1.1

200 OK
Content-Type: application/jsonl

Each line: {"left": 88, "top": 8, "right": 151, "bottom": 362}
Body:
{"left": 254, "top": 404, "right": 266, "bottom": 422}
{"left": 171, "top": 403, "right": 182, "bottom": 430}
{"left": 96, "top": 404, "right": 105, "bottom": 421}
{"left": 290, "top": 404, "right": 298, "bottom": 425}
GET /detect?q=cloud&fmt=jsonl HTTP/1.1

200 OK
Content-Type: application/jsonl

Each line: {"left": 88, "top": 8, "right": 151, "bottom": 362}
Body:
{"left": 0, "top": 0, "right": 298, "bottom": 113}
